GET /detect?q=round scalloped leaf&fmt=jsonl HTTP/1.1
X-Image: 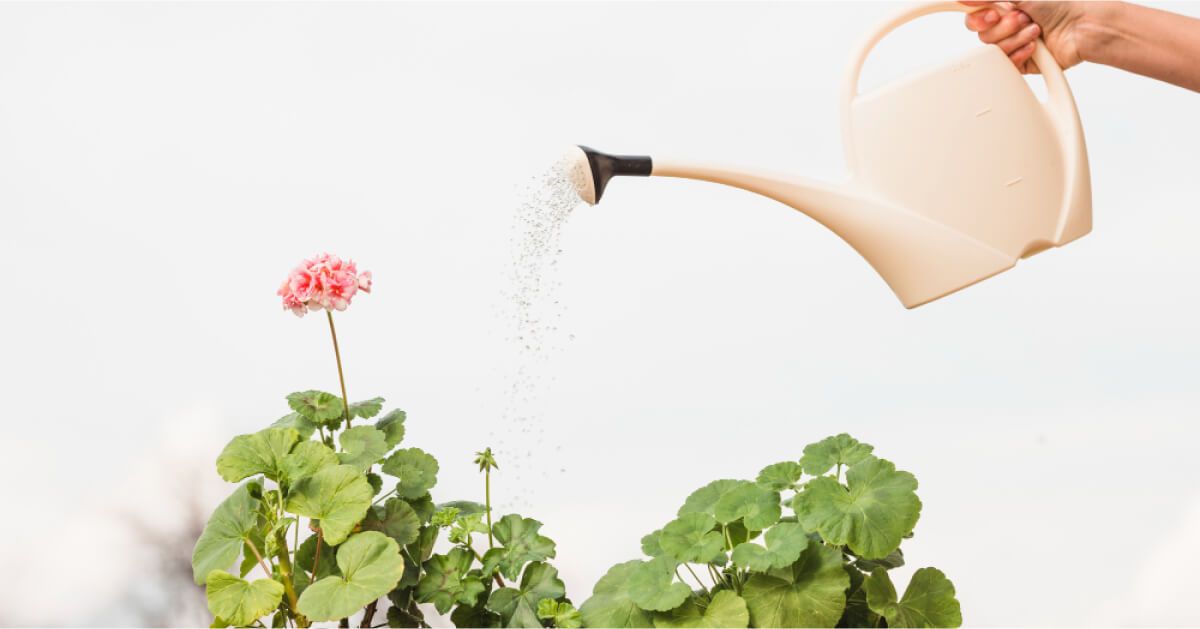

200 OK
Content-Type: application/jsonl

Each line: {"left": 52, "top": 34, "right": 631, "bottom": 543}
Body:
{"left": 713, "top": 483, "right": 781, "bottom": 530}
{"left": 296, "top": 531, "right": 404, "bottom": 621}
{"left": 799, "top": 434, "right": 874, "bottom": 476}
{"left": 792, "top": 457, "right": 920, "bottom": 559}
{"left": 337, "top": 426, "right": 389, "bottom": 472}
{"left": 216, "top": 427, "right": 299, "bottom": 482}
{"left": 755, "top": 462, "right": 804, "bottom": 491}
{"left": 741, "top": 542, "right": 848, "bottom": 628}
{"left": 287, "top": 390, "right": 346, "bottom": 428}
{"left": 192, "top": 483, "right": 262, "bottom": 584}
{"left": 483, "top": 514, "right": 557, "bottom": 581}
{"left": 348, "top": 397, "right": 385, "bottom": 420}
{"left": 653, "top": 590, "right": 749, "bottom": 628}
{"left": 628, "top": 557, "right": 691, "bottom": 613}
{"left": 381, "top": 448, "right": 439, "bottom": 499}
{"left": 486, "top": 561, "right": 567, "bottom": 627}
{"left": 730, "top": 522, "right": 809, "bottom": 572}
{"left": 284, "top": 464, "right": 373, "bottom": 545}
{"left": 416, "top": 548, "right": 484, "bottom": 614}
{"left": 580, "top": 561, "right": 656, "bottom": 628}
{"left": 271, "top": 412, "right": 318, "bottom": 440}
{"left": 375, "top": 409, "right": 407, "bottom": 449}
{"left": 362, "top": 497, "right": 421, "bottom": 546}
{"left": 205, "top": 570, "right": 284, "bottom": 627}
{"left": 280, "top": 441, "right": 338, "bottom": 486}
{"left": 659, "top": 513, "right": 723, "bottom": 564}
{"left": 641, "top": 530, "right": 665, "bottom": 558}
{"left": 538, "top": 599, "right": 583, "bottom": 629}
{"left": 864, "top": 568, "right": 961, "bottom": 628}
{"left": 678, "top": 480, "right": 743, "bottom": 518}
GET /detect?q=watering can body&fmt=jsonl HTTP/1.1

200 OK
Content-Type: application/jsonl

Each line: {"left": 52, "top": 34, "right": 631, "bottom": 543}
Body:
{"left": 577, "top": 2, "right": 1091, "bottom": 308}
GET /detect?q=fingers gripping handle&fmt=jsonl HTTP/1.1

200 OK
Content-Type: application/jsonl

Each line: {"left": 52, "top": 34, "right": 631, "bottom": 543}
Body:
{"left": 839, "top": 1, "right": 1081, "bottom": 177}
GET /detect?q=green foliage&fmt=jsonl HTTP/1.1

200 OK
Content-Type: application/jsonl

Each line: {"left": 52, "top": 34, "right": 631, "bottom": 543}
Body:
{"left": 216, "top": 428, "right": 299, "bottom": 482}
{"left": 375, "top": 409, "right": 407, "bottom": 448}
{"left": 363, "top": 498, "right": 422, "bottom": 547}
{"left": 382, "top": 448, "right": 440, "bottom": 499}
{"left": 285, "top": 465, "right": 374, "bottom": 545}
{"left": 192, "top": 482, "right": 262, "bottom": 584}
{"left": 864, "top": 568, "right": 962, "bottom": 628}
{"left": 538, "top": 600, "right": 583, "bottom": 628}
{"left": 287, "top": 390, "right": 346, "bottom": 428}
{"left": 582, "top": 434, "right": 961, "bottom": 628}
{"left": 417, "top": 548, "right": 485, "bottom": 614}
{"left": 486, "top": 562, "right": 567, "bottom": 627}
{"left": 205, "top": 570, "right": 285, "bottom": 627}
{"left": 483, "top": 514, "right": 557, "bottom": 581}
{"left": 280, "top": 441, "right": 338, "bottom": 486}
{"left": 348, "top": 397, "right": 385, "bottom": 420}
{"left": 338, "top": 426, "right": 389, "bottom": 472}
{"left": 793, "top": 457, "right": 921, "bottom": 559}
{"left": 296, "top": 531, "right": 405, "bottom": 621}
{"left": 653, "top": 591, "right": 749, "bottom": 628}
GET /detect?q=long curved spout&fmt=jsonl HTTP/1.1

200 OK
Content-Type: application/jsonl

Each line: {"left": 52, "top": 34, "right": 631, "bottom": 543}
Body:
{"left": 568, "top": 146, "right": 1015, "bottom": 308}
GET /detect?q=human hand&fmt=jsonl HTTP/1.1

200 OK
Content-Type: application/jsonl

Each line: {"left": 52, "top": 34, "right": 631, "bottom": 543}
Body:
{"left": 962, "top": 2, "right": 1090, "bottom": 74}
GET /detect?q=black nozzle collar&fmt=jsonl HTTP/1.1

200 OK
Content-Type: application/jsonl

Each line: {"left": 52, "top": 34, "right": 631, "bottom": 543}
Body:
{"left": 577, "top": 145, "right": 651, "bottom": 203}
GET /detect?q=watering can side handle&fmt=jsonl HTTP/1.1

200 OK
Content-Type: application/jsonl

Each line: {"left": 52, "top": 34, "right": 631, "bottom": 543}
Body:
{"left": 839, "top": 1, "right": 1082, "bottom": 176}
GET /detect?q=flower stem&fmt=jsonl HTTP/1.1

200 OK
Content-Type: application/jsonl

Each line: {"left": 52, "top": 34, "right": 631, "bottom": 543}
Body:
{"left": 485, "top": 468, "right": 494, "bottom": 549}
{"left": 325, "top": 311, "right": 351, "bottom": 430}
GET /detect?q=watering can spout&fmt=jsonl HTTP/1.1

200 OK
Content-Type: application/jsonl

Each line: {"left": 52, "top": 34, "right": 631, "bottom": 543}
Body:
{"left": 566, "top": 146, "right": 1015, "bottom": 308}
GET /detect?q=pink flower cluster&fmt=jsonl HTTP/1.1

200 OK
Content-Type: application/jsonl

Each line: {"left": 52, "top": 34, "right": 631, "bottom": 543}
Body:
{"left": 278, "top": 253, "right": 372, "bottom": 317}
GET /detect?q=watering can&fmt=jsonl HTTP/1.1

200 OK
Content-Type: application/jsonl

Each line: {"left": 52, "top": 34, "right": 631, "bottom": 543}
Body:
{"left": 570, "top": 1, "right": 1090, "bottom": 308}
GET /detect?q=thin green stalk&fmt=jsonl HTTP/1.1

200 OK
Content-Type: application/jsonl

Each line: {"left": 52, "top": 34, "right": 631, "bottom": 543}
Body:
{"left": 326, "top": 310, "right": 351, "bottom": 430}
{"left": 485, "top": 468, "right": 494, "bottom": 549}
{"left": 835, "top": 463, "right": 842, "bottom": 484}
{"left": 273, "top": 530, "right": 308, "bottom": 628}
{"left": 372, "top": 487, "right": 397, "bottom": 507}
{"left": 682, "top": 563, "right": 708, "bottom": 593}
{"left": 244, "top": 537, "right": 273, "bottom": 579}
{"left": 309, "top": 532, "right": 323, "bottom": 585}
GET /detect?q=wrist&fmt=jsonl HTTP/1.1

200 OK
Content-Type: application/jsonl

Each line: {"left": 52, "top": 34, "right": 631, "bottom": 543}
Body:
{"left": 1073, "top": 1, "right": 1127, "bottom": 65}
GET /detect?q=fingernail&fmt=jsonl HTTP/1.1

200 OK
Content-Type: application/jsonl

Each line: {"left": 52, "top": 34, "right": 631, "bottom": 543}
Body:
{"left": 1025, "top": 23, "right": 1040, "bottom": 37}
{"left": 985, "top": 10, "right": 999, "bottom": 23}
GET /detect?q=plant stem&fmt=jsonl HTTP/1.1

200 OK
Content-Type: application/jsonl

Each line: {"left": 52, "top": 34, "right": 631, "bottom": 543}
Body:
{"left": 372, "top": 487, "right": 397, "bottom": 507}
{"left": 835, "top": 463, "right": 842, "bottom": 484}
{"left": 360, "top": 600, "right": 379, "bottom": 628}
{"left": 485, "top": 468, "right": 494, "bottom": 549}
{"left": 326, "top": 310, "right": 351, "bottom": 430}
{"left": 310, "top": 532, "right": 324, "bottom": 585}
{"left": 466, "top": 539, "right": 506, "bottom": 587}
{"left": 244, "top": 537, "right": 273, "bottom": 579}
{"left": 273, "top": 531, "right": 308, "bottom": 628}
{"left": 682, "top": 563, "right": 708, "bottom": 593}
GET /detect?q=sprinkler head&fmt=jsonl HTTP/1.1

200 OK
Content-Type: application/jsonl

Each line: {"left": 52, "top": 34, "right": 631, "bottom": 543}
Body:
{"left": 567, "top": 145, "right": 652, "bottom": 205}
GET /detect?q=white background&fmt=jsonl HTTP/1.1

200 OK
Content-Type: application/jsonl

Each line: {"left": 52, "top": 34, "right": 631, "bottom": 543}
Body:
{"left": 1, "top": 1, "right": 1199, "bottom": 626}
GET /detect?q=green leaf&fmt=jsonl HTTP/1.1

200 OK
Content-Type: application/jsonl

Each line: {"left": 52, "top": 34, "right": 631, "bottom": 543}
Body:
{"left": 285, "top": 464, "right": 374, "bottom": 545}
{"left": 407, "top": 494, "right": 436, "bottom": 525}
{"left": 216, "top": 428, "right": 299, "bottom": 483}
{"left": 840, "top": 566, "right": 880, "bottom": 629}
{"left": 538, "top": 599, "right": 583, "bottom": 628}
{"left": 449, "top": 513, "right": 490, "bottom": 545}
{"left": 452, "top": 599, "right": 503, "bottom": 628}
{"left": 579, "top": 561, "right": 655, "bottom": 628}
{"left": 381, "top": 448, "right": 440, "bottom": 499}
{"left": 641, "top": 530, "right": 665, "bottom": 558}
{"left": 628, "top": 557, "right": 690, "bottom": 612}
{"left": 484, "top": 514, "right": 557, "bottom": 581}
{"left": 864, "top": 568, "right": 961, "bottom": 628}
{"left": 192, "top": 483, "right": 262, "bottom": 584}
{"left": 713, "top": 483, "right": 781, "bottom": 531}
{"left": 731, "top": 522, "right": 809, "bottom": 572}
{"left": 416, "top": 548, "right": 485, "bottom": 614}
{"left": 363, "top": 498, "right": 421, "bottom": 546}
{"left": 678, "top": 480, "right": 743, "bottom": 518}
{"left": 487, "top": 562, "right": 567, "bottom": 628}
{"left": 438, "top": 500, "right": 489, "bottom": 517}
{"left": 741, "top": 543, "right": 848, "bottom": 628}
{"left": 659, "top": 513, "right": 723, "bottom": 564}
{"left": 295, "top": 531, "right": 405, "bottom": 622}
{"left": 755, "top": 462, "right": 804, "bottom": 492}
{"left": 204, "top": 570, "right": 284, "bottom": 627}
{"left": 349, "top": 397, "right": 385, "bottom": 419}
{"left": 338, "top": 426, "right": 389, "bottom": 472}
{"left": 653, "top": 590, "right": 749, "bottom": 628}
{"left": 367, "top": 472, "right": 384, "bottom": 496}
{"left": 792, "top": 457, "right": 921, "bottom": 559}
{"left": 296, "top": 534, "right": 340, "bottom": 580}
{"left": 280, "top": 441, "right": 338, "bottom": 486}
{"left": 375, "top": 409, "right": 407, "bottom": 448}
{"left": 287, "top": 390, "right": 346, "bottom": 428}
{"left": 854, "top": 548, "right": 904, "bottom": 573}
{"left": 799, "top": 434, "right": 874, "bottom": 476}
{"left": 271, "top": 412, "right": 318, "bottom": 440}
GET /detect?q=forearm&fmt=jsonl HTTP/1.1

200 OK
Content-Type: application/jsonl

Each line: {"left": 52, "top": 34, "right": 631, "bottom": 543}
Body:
{"left": 1077, "top": 2, "right": 1200, "bottom": 92}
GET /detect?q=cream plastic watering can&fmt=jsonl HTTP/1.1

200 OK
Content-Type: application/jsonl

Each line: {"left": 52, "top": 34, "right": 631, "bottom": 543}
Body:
{"left": 570, "top": 1, "right": 1091, "bottom": 308}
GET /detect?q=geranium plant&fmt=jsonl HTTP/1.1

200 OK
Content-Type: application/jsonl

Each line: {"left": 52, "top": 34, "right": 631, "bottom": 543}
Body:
{"left": 191, "top": 255, "right": 576, "bottom": 628}
{"left": 578, "top": 434, "right": 963, "bottom": 628}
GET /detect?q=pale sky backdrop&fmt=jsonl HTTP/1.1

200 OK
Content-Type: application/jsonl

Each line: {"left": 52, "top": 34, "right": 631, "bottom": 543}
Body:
{"left": 1, "top": 1, "right": 1199, "bottom": 626}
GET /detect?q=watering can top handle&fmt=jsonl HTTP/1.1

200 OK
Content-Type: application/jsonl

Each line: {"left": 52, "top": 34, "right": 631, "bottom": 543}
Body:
{"left": 840, "top": 1, "right": 1081, "bottom": 129}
